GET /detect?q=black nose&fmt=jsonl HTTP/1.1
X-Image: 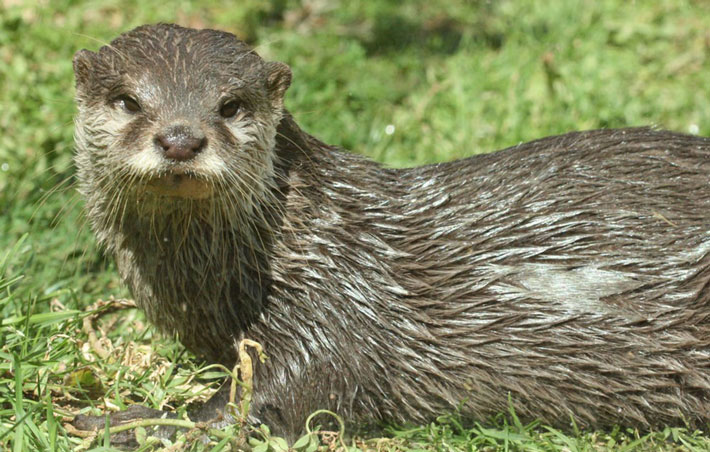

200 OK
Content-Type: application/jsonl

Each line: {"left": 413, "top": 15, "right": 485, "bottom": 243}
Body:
{"left": 154, "top": 126, "right": 207, "bottom": 162}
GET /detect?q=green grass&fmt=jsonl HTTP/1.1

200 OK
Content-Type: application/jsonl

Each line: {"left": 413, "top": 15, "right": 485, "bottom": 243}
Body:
{"left": 2, "top": 0, "right": 710, "bottom": 450}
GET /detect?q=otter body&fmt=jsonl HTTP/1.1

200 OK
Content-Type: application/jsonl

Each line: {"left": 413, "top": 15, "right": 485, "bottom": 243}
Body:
{"left": 73, "top": 24, "right": 710, "bottom": 439}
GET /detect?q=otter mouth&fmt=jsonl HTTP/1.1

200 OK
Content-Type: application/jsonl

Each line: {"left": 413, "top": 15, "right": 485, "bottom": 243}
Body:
{"left": 144, "top": 173, "right": 213, "bottom": 200}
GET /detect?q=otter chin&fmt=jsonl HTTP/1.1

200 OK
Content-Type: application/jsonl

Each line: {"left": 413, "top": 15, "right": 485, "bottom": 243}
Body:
{"left": 143, "top": 173, "right": 213, "bottom": 199}
{"left": 72, "top": 23, "right": 710, "bottom": 445}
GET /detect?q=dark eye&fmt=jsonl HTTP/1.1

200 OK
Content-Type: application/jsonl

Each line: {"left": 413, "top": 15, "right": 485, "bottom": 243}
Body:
{"left": 219, "top": 100, "right": 241, "bottom": 118}
{"left": 115, "top": 95, "right": 141, "bottom": 114}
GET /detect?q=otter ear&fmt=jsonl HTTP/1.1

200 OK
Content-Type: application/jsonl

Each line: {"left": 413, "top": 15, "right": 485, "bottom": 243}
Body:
{"left": 73, "top": 49, "right": 97, "bottom": 88}
{"left": 265, "top": 61, "right": 292, "bottom": 110}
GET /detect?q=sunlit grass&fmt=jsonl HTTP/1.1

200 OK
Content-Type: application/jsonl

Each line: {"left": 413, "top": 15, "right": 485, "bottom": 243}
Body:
{"left": 2, "top": 0, "right": 710, "bottom": 449}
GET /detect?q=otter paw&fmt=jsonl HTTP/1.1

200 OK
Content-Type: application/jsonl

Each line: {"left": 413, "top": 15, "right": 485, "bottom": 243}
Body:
{"left": 73, "top": 405, "right": 177, "bottom": 448}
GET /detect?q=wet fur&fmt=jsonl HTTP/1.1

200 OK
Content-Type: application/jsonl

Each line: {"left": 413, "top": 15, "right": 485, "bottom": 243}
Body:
{"left": 74, "top": 24, "right": 710, "bottom": 440}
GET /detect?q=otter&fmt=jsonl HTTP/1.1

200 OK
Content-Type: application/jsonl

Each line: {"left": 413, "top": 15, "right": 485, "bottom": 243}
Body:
{"left": 72, "top": 24, "right": 710, "bottom": 442}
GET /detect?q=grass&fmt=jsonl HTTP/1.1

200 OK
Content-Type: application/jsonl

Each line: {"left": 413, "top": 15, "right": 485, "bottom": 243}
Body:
{"left": 1, "top": 0, "right": 710, "bottom": 450}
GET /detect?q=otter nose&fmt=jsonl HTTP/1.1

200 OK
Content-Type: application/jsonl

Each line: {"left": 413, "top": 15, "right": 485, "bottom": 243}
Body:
{"left": 155, "top": 126, "right": 207, "bottom": 162}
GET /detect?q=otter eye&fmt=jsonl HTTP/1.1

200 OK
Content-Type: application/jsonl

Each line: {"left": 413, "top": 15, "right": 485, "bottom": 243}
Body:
{"left": 115, "top": 95, "right": 141, "bottom": 114}
{"left": 220, "top": 100, "right": 241, "bottom": 118}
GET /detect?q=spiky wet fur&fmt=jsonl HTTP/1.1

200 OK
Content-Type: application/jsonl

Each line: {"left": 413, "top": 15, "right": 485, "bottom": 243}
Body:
{"left": 74, "top": 24, "right": 710, "bottom": 440}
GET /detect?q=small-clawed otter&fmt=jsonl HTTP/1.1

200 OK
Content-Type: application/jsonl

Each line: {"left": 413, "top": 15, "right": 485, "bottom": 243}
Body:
{"left": 72, "top": 23, "right": 710, "bottom": 441}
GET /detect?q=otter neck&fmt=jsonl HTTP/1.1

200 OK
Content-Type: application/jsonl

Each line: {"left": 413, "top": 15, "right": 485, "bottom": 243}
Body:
{"left": 111, "top": 194, "right": 273, "bottom": 362}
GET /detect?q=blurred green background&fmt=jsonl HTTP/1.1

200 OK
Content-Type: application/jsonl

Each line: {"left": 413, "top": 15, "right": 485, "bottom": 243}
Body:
{"left": 1, "top": 0, "right": 710, "bottom": 450}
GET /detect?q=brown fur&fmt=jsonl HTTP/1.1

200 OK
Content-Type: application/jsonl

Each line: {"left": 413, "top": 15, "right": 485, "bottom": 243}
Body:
{"left": 73, "top": 24, "right": 710, "bottom": 440}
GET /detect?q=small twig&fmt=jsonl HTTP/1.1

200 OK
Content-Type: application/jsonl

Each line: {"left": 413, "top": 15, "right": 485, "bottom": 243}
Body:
{"left": 236, "top": 339, "right": 267, "bottom": 420}
{"left": 305, "top": 409, "right": 349, "bottom": 450}
{"left": 63, "top": 422, "right": 97, "bottom": 439}
{"left": 81, "top": 298, "right": 137, "bottom": 360}
{"left": 652, "top": 211, "right": 678, "bottom": 227}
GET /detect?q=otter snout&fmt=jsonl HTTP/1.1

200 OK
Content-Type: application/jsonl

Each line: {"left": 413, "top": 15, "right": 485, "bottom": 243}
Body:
{"left": 154, "top": 125, "right": 207, "bottom": 162}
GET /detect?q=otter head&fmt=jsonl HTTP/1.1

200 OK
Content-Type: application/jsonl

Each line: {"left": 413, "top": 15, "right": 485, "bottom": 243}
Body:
{"left": 72, "top": 23, "right": 291, "bottom": 222}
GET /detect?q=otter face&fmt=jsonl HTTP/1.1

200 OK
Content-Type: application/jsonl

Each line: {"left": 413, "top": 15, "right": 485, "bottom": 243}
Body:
{"left": 73, "top": 24, "right": 291, "bottom": 203}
